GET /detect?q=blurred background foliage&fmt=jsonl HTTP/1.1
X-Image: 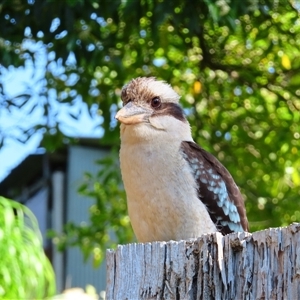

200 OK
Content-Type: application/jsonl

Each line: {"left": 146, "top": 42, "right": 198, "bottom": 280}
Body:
{"left": 0, "top": 196, "right": 56, "bottom": 299}
{"left": 1, "top": 0, "right": 300, "bottom": 264}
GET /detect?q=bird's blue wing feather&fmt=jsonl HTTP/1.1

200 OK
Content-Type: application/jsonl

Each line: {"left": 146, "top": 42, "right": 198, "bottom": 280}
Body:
{"left": 181, "top": 141, "right": 249, "bottom": 235}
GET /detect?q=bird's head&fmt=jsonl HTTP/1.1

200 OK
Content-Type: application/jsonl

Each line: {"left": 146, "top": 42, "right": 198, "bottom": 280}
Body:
{"left": 116, "top": 77, "right": 191, "bottom": 140}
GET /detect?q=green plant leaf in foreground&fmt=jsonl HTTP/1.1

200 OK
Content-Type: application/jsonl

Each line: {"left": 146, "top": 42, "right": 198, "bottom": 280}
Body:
{"left": 0, "top": 196, "right": 56, "bottom": 299}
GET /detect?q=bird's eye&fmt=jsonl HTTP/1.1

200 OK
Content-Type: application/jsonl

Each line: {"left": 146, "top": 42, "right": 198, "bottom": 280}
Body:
{"left": 151, "top": 97, "right": 161, "bottom": 108}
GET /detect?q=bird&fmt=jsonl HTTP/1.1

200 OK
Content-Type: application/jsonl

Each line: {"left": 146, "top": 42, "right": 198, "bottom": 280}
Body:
{"left": 115, "top": 77, "right": 249, "bottom": 243}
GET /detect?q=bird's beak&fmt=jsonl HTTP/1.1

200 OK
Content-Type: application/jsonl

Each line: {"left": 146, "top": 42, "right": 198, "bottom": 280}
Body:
{"left": 115, "top": 102, "right": 150, "bottom": 125}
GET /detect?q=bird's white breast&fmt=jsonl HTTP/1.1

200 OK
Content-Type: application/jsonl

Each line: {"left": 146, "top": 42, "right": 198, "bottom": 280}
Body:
{"left": 119, "top": 121, "right": 217, "bottom": 242}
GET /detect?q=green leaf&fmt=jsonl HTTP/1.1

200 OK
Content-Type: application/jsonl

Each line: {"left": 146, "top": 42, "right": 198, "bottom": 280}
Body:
{"left": 0, "top": 197, "right": 56, "bottom": 299}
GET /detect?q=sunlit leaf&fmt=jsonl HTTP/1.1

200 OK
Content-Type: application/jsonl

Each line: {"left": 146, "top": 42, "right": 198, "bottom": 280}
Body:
{"left": 281, "top": 54, "right": 291, "bottom": 70}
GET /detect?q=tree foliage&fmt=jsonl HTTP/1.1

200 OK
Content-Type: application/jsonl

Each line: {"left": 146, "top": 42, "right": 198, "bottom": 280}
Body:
{"left": 1, "top": 0, "right": 300, "bottom": 262}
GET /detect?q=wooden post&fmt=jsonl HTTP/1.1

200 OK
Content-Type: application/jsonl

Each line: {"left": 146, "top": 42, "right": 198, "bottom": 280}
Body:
{"left": 106, "top": 223, "right": 300, "bottom": 299}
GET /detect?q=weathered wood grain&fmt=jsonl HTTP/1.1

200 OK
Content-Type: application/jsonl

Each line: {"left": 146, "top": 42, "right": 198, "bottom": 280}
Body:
{"left": 106, "top": 223, "right": 300, "bottom": 299}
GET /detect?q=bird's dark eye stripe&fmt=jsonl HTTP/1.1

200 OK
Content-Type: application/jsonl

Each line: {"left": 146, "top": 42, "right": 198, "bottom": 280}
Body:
{"left": 151, "top": 102, "right": 186, "bottom": 122}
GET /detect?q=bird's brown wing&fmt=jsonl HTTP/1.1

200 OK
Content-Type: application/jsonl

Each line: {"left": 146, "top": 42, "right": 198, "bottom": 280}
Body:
{"left": 181, "top": 141, "right": 249, "bottom": 235}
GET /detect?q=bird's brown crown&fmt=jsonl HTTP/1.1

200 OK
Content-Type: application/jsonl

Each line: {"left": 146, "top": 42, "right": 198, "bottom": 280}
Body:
{"left": 121, "top": 77, "right": 180, "bottom": 106}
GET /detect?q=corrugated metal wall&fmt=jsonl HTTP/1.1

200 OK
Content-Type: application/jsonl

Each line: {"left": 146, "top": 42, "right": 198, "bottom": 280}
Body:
{"left": 65, "top": 145, "right": 108, "bottom": 293}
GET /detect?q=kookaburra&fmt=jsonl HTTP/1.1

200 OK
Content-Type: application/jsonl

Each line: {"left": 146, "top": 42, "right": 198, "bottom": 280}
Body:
{"left": 116, "top": 77, "right": 249, "bottom": 243}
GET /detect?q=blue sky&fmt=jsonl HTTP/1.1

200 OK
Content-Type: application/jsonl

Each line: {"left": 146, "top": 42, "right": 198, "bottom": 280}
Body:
{"left": 0, "top": 63, "right": 103, "bottom": 181}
